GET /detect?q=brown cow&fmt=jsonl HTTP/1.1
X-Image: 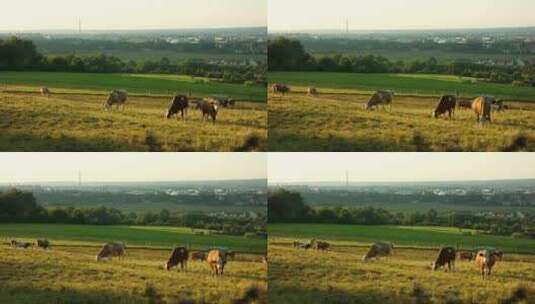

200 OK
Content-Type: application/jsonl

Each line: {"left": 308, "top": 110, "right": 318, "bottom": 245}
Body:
{"left": 10, "top": 240, "right": 31, "bottom": 249}
{"left": 166, "top": 95, "right": 189, "bottom": 120}
{"left": 472, "top": 96, "right": 492, "bottom": 123}
{"left": 475, "top": 250, "right": 497, "bottom": 279}
{"left": 310, "top": 239, "right": 330, "bottom": 251}
{"left": 457, "top": 98, "right": 473, "bottom": 110}
{"left": 104, "top": 90, "right": 128, "bottom": 110}
{"left": 365, "top": 91, "right": 394, "bottom": 111}
{"left": 308, "top": 87, "right": 318, "bottom": 96}
{"left": 207, "top": 249, "right": 227, "bottom": 276}
{"left": 362, "top": 242, "right": 393, "bottom": 262}
{"left": 272, "top": 83, "right": 290, "bottom": 95}
{"left": 432, "top": 95, "right": 457, "bottom": 119}
{"left": 196, "top": 98, "right": 218, "bottom": 123}
{"left": 190, "top": 251, "right": 206, "bottom": 261}
{"left": 96, "top": 242, "right": 126, "bottom": 261}
{"left": 36, "top": 239, "right": 50, "bottom": 249}
{"left": 165, "top": 247, "right": 189, "bottom": 271}
{"left": 459, "top": 251, "right": 474, "bottom": 261}
{"left": 432, "top": 247, "right": 456, "bottom": 272}
{"left": 40, "top": 87, "right": 51, "bottom": 97}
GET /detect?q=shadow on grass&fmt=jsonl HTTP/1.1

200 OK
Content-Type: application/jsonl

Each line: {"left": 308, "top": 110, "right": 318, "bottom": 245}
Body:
{"left": 268, "top": 284, "right": 411, "bottom": 304}
{"left": 0, "top": 130, "right": 140, "bottom": 152}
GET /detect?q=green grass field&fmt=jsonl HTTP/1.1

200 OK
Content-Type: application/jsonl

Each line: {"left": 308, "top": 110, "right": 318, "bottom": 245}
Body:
{"left": 268, "top": 92, "right": 535, "bottom": 151}
{"left": 269, "top": 239, "right": 534, "bottom": 304}
{"left": 0, "top": 72, "right": 266, "bottom": 102}
{"left": 268, "top": 224, "right": 535, "bottom": 254}
{"left": 0, "top": 243, "right": 267, "bottom": 304}
{"left": 0, "top": 89, "right": 266, "bottom": 151}
{"left": 0, "top": 224, "right": 266, "bottom": 253}
{"left": 269, "top": 72, "right": 535, "bottom": 101}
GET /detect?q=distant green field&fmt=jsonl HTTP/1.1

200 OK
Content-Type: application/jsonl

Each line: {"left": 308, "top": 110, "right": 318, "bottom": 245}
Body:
{"left": 268, "top": 224, "right": 535, "bottom": 254}
{"left": 0, "top": 72, "right": 266, "bottom": 102}
{"left": 0, "top": 224, "right": 266, "bottom": 253}
{"left": 269, "top": 72, "right": 535, "bottom": 101}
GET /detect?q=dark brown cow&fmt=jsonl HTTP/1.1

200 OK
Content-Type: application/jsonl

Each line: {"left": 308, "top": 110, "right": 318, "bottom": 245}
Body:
{"left": 207, "top": 249, "right": 227, "bottom": 276}
{"left": 190, "top": 251, "right": 206, "bottom": 261}
{"left": 36, "top": 239, "right": 50, "bottom": 249}
{"left": 494, "top": 250, "right": 504, "bottom": 261}
{"left": 475, "top": 250, "right": 497, "bottom": 279}
{"left": 308, "top": 87, "right": 318, "bottom": 96}
{"left": 310, "top": 239, "right": 330, "bottom": 251}
{"left": 212, "top": 95, "right": 235, "bottom": 108}
{"left": 457, "top": 98, "right": 473, "bottom": 110}
{"left": 472, "top": 96, "right": 492, "bottom": 123}
{"left": 272, "top": 83, "right": 290, "bottom": 95}
{"left": 432, "top": 95, "right": 457, "bottom": 119}
{"left": 166, "top": 95, "right": 189, "bottom": 120}
{"left": 196, "top": 98, "right": 218, "bottom": 123}
{"left": 432, "top": 247, "right": 456, "bottom": 272}
{"left": 459, "top": 251, "right": 474, "bottom": 261}
{"left": 166, "top": 247, "right": 189, "bottom": 271}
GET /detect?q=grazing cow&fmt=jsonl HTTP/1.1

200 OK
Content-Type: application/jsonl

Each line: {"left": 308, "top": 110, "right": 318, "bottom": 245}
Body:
{"left": 457, "top": 99, "right": 473, "bottom": 110}
{"left": 459, "top": 251, "right": 474, "bottom": 261}
{"left": 10, "top": 240, "right": 31, "bottom": 249}
{"left": 36, "top": 239, "right": 50, "bottom": 249}
{"left": 190, "top": 251, "right": 206, "bottom": 261}
{"left": 104, "top": 90, "right": 128, "bottom": 110}
{"left": 432, "top": 247, "right": 456, "bottom": 272}
{"left": 494, "top": 250, "right": 504, "bottom": 261}
{"left": 472, "top": 96, "right": 492, "bottom": 123}
{"left": 165, "top": 247, "right": 189, "bottom": 271}
{"left": 308, "top": 87, "right": 318, "bottom": 96}
{"left": 272, "top": 83, "right": 290, "bottom": 95}
{"left": 166, "top": 95, "right": 189, "bottom": 120}
{"left": 211, "top": 95, "right": 235, "bottom": 108}
{"left": 475, "top": 250, "right": 497, "bottom": 279}
{"left": 96, "top": 242, "right": 126, "bottom": 262}
{"left": 40, "top": 87, "right": 51, "bottom": 97}
{"left": 365, "top": 91, "right": 394, "bottom": 111}
{"left": 196, "top": 98, "right": 218, "bottom": 123}
{"left": 432, "top": 95, "right": 457, "bottom": 119}
{"left": 491, "top": 100, "right": 505, "bottom": 112}
{"left": 310, "top": 239, "right": 330, "bottom": 251}
{"left": 362, "top": 242, "right": 393, "bottom": 262}
{"left": 207, "top": 249, "right": 227, "bottom": 276}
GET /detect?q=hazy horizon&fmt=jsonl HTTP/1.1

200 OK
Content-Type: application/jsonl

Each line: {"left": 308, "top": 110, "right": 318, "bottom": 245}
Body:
{"left": 268, "top": 0, "right": 535, "bottom": 32}
{"left": 0, "top": 153, "right": 267, "bottom": 183}
{"left": 269, "top": 153, "right": 535, "bottom": 184}
{"left": 0, "top": 0, "right": 267, "bottom": 31}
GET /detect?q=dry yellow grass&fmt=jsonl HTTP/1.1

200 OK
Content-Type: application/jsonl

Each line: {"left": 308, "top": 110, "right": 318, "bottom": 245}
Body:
{"left": 268, "top": 92, "right": 535, "bottom": 151}
{"left": 268, "top": 238, "right": 535, "bottom": 304}
{"left": 0, "top": 243, "right": 267, "bottom": 304}
{"left": 0, "top": 91, "right": 267, "bottom": 151}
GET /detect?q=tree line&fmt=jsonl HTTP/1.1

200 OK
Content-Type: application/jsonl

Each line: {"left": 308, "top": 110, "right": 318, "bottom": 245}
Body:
{"left": 0, "top": 36, "right": 266, "bottom": 85}
{"left": 0, "top": 188, "right": 266, "bottom": 238}
{"left": 268, "top": 189, "right": 535, "bottom": 238}
{"left": 268, "top": 37, "right": 535, "bottom": 86}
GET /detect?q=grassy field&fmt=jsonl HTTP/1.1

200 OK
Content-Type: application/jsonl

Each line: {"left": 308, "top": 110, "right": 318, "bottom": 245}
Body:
{"left": 0, "top": 243, "right": 267, "bottom": 304}
{"left": 0, "top": 224, "right": 267, "bottom": 253}
{"left": 268, "top": 224, "right": 535, "bottom": 254}
{"left": 269, "top": 72, "right": 535, "bottom": 101}
{"left": 268, "top": 92, "right": 535, "bottom": 151}
{"left": 0, "top": 72, "right": 266, "bottom": 102}
{"left": 0, "top": 89, "right": 266, "bottom": 151}
{"left": 269, "top": 238, "right": 534, "bottom": 304}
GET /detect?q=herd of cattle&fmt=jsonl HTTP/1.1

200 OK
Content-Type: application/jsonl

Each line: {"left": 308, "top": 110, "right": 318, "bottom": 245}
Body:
{"left": 272, "top": 83, "right": 509, "bottom": 123}
{"left": 8, "top": 239, "right": 266, "bottom": 276}
{"left": 39, "top": 87, "right": 236, "bottom": 123}
{"left": 292, "top": 239, "right": 505, "bottom": 280}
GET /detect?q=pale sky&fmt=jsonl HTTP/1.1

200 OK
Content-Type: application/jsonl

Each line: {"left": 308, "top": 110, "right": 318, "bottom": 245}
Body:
{"left": 268, "top": 153, "right": 535, "bottom": 184}
{"left": 0, "top": 0, "right": 266, "bottom": 31}
{"left": 0, "top": 153, "right": 266, "bottom": 183}
{"left": 269, "top": 0, "right": 535, "bottom": 31}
